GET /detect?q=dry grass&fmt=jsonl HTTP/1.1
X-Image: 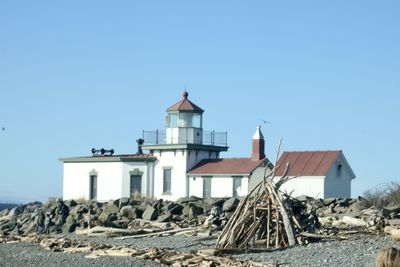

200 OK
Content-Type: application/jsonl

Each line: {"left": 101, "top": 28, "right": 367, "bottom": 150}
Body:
{"left": 363, "top": 182, "right": 400, "bottom": 209}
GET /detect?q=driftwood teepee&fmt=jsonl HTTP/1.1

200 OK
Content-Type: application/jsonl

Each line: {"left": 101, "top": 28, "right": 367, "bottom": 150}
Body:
{"left": 216, "top": 139, "right": 307, "bottom": 249}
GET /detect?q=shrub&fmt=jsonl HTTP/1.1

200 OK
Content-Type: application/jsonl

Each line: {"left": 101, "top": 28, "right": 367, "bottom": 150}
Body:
{"left": 363, "top": 181, "right": 400, "bottom": 209}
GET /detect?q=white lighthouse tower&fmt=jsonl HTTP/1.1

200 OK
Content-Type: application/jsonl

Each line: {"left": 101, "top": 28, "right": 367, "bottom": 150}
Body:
{"left": 141, "top": 91, "right": 228, "bottom": 200}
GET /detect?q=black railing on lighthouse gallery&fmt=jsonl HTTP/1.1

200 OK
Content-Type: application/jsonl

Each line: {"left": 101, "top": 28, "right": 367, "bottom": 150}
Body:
{"left": 142, "top": 129, "right": 228, "bottom": 147}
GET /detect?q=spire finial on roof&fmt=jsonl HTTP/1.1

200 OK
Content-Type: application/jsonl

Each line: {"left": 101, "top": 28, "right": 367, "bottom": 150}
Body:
{"left": 182, "top": 91, "right": 189, "bottom": 100}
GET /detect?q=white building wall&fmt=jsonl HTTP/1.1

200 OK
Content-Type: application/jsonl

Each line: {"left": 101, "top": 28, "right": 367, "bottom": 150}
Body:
{"left": 153, "top": 150, "right": 188, "bottom": 201}
{"left": 188, "top": 176, "right": 249, "bottom": 198}
{"left": 278, "top": 176, "right": 326, "bottom": 198}
{"left": 121, "top": 162, "right": 151, "bottom": 198}
{"left": 323, "top": 154, "right": 353, "bottom": 198}
{"left": 63, "top": 162, "right": 123, "bottom": 202}
{"left": 153, "top": 149, "right": 217, "bottom": 201}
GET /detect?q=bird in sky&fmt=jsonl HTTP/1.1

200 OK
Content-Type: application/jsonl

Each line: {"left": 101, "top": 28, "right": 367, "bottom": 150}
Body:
{"left": 1, "top": 127, "right": 5, "bottom": 131}
{"left": 259, "top": 119, "right": 272, "bottom": 124}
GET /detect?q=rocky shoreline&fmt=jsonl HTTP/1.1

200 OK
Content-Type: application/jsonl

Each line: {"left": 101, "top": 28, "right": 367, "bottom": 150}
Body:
{"left": 2, "top": 195, "right": 400, "bottom": 266}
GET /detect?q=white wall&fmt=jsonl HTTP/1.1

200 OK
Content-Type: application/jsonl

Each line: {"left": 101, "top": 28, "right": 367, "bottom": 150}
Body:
{"left": 278, "top": 176, "right": 326, "bottom": 198}
{"left": 153, "top": 150, "right": 188, "bottom": 201}
{"left": 324, "top": 153, "right": 353, "bottom": 198}
{"left": 188, "top": 176, "right": 249, "bottom": 198}
{"left": 153, "top": 148, "right": 216, "bottom": 201}
{"left": 121, "top": 162, "right": 151, "bottom": 198}
{"left": 63, "top": 162, "right": 123, "bottom": 202}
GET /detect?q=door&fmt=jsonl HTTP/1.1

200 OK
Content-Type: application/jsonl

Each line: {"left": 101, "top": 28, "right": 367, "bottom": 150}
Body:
{"left": 130, "top": 175, "right": 142, "bottom": 196}
{"left": 90, "top": 175, "right": 97, "bottom": 200}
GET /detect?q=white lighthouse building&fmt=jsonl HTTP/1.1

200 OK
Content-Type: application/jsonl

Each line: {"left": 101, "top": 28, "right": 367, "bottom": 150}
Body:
{"left": 62, "top": 92, "right": 271, "bottom": 201}
{"left": 61, "top": 91, "right": 355, "bottom": 201}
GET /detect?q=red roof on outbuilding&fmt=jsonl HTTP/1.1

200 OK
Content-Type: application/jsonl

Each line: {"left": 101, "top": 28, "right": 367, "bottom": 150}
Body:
{"left": 187, "top": 158, "right": 265, "bottom": 175}
{"left": 275, "top": 150, "right": 341, "bottom": 177}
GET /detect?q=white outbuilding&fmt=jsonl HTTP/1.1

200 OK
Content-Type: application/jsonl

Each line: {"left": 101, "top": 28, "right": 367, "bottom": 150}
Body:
{"left": 274, "top": 150, "right": 356, "bottom": 198}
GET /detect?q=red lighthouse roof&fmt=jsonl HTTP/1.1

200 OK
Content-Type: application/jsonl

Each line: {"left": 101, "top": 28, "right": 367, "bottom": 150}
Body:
{"left": 167, "top": 91, "right": 204, "bottom": 113}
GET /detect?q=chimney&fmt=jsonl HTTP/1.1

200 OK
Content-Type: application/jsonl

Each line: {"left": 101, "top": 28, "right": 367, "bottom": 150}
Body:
{"left": 252, "top": 126, "right": 265, "bottom": 160}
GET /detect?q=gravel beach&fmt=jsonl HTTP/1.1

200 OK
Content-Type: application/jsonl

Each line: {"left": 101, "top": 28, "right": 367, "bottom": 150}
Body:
{"left": 1, "top": 233, "right": 399, "bottom": 267}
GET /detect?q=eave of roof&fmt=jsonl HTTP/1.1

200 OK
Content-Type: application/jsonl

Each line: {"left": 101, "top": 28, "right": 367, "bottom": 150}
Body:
{"left": 187, "top": 157, "right": 267, "bottom": 175}
{"left": 167, "top": 98, "right": 204, "bottom": 113}
{"left": 60, "top": 154, "right": 157, "bottom": 163}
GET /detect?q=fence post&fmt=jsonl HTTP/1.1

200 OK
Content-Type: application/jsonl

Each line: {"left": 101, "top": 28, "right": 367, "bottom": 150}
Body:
{"left": 156, "top": 129, "right": 159, "bottom": 144}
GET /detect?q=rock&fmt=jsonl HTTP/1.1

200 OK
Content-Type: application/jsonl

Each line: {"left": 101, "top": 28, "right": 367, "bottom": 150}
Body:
{"left": 112, "top": 219, "right": 130, "bottom": 229}
{"left": 69, "top": 204, "right": 89, "bottom": 219}
{"left": 176, "top": 196, "right": 202, "bottom": 205}
{"left": 383, "top": 206, "right": 400, "bottom": 218}
{"left": 336, "top": 198, "right": 351, "bottom": 207}
{"left": 120, "top": 205, "right": 137, "bottom": 220}
{"left": 99, "top": 203, "right": 119, "bottom": 223}
{"left": 63, "top": 215, "right": 78, "bottom": 233}
{"left": 182, "top": 203, "right": 203, "bottom": 217}
{"left": 157, "top": 212, "right": 172, "bottom": 222}
{"left": 346, "top": 199, "right": 369, "bottom": 215}
{"left": 109, "top": 199, "right": 120, "bottom": 208}
{"left": 223, "top": 198, "right": 239, "bottom": 212}
{"left": 296, "top": 195, "right": 313, "bottom": 202}
{"left": 118, "top": 198, "right": 130, "bottom": 208}
{"left": 64, "top": 200, "right": 78, "bottom": 207}
{"left": 142, "top": 206, "right": 158, "bottom": 221}
{"left": 163, "top": 202, "right": 183, "bottom": 215}
{"left": 323, "top": 198, "right": 337, "bottom": 206}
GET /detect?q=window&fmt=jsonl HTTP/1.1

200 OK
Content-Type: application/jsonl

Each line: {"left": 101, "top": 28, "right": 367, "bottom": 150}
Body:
{"left": 233, "top": 177, "right": 242, "bottom": 198}
{"left": 168, "top": 114, "right": 178, "bottom": 128}
{"left": 90, "top": 175, "right": 97, "bottom": 200}
{"left": 337, "top": 164, "right": 342, "bottom": 177}
{"left": 178, "top": 112, "right": 202, "bottom": 128}
{"left": 203, "top": 178, "right": 212, "bottom": 198}
{"left": 163, "top": 168, "right": 172, "bottom": 194}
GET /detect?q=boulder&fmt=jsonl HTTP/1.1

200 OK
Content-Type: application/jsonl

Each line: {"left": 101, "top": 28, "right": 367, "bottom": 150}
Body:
{"left": 120, "top": 205, "right": 138, "bottom": 220}
{"left": 63, "top": 215, "right": 78, "bottom": 233}
{"left": 99, "top": 203, "right": 119, "bottom": 223}
{"left": 163, "top": 202, "right": 183, "bottom": 215}
{"left": 157, "top": 212, "right": 172, "bottom": 222}
{"left": 223, "top": 198, "right": 239, "bottom": 212}
{"left": 182, "top": 203, "right": 203, "bottom": 217}
{"left": 118, "top": 198, "right": 130, "bottom": 208}
{"left": 109, "top": 199, "right": 120, "bottom": 208}
{"left": 295, "top": 195, "right": 313, "bottom": 202}
{"left": 323, "top": 198, "right": 337, "bottom": 206}
{"left": 142, "top": 206, "right": 158, "bottom": 221}
{"left": 176, "top": 196, "right": 202, "bottom": 205}
{"left": 69, "top": 204, "right": 89, "bottom": 219}
{"left": 64, "top": 200, "right": 78, "bottom": 207}
{"left": 112, "top": 219, "right": 130, "bottom": 229}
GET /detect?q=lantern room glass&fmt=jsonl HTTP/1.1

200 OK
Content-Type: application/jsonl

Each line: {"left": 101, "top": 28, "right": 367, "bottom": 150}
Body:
{"left": 175, "top": 112, "right": 202, "bottom": 128}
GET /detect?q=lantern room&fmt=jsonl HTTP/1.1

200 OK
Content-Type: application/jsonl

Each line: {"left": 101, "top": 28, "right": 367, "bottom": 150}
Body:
{"left": 165, "top": 91, "right": 204, "bottom": 144}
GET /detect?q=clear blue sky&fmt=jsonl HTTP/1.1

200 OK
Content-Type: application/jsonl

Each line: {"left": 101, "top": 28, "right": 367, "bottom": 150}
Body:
{"left": 0, "top": 1, "right": 399, "bottom": 202}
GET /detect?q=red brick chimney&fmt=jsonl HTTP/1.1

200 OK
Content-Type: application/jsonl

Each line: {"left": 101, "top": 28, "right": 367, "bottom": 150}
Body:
{"left": 252, "top": 126, "right": 265, "bottom": 161}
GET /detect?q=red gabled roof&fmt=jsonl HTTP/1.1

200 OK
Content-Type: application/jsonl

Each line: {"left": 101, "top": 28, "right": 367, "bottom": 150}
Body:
{"left": 188, "top": 158, "right": 265, "bottom": 175}
{"left": 275, "top": 150, "right": 341, "bottom": 176}
{"left": 167, "top": 91, "right": 204, "bottom": 113}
